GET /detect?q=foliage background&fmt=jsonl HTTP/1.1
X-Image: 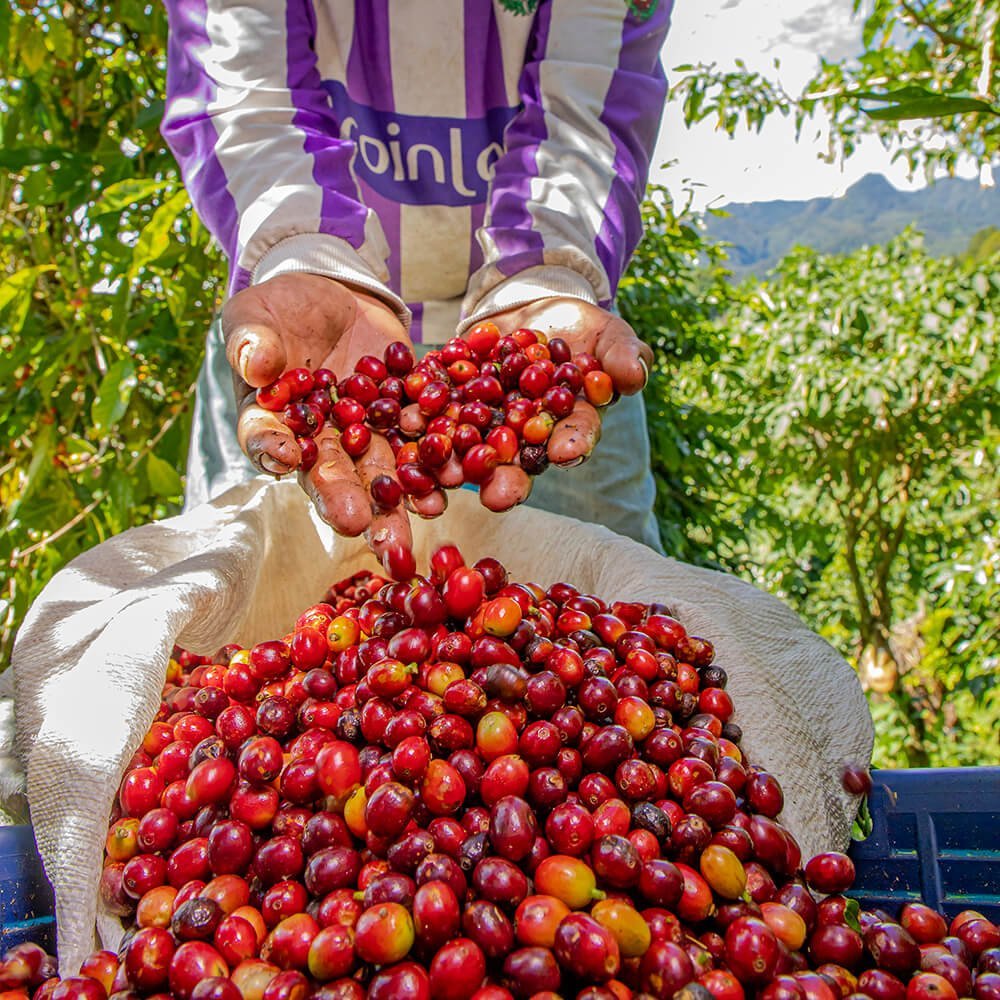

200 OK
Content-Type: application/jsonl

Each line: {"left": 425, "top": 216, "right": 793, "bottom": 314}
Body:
{"left": 0, "top": 0, "right": 224, "bottom": 669}
{"left": 2, "top": 0, "right": 997, "bottom": 768}
{"left": 619, "top": 210, "right": 999, "bottom": 769}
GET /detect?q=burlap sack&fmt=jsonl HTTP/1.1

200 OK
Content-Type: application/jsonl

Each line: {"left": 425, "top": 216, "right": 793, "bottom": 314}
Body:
{"left": 5, "top": 478, "right": 873, "bottom": 974}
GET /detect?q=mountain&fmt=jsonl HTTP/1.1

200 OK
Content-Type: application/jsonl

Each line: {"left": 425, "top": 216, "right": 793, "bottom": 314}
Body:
{"left": 704, "top": 174, "right": 1000, "bottom": 279}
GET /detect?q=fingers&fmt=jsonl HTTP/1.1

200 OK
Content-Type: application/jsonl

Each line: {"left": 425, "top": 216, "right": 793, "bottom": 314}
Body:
{"left": 548, "top": 399, "right": 601, "bottom": 466}
{"left": 223, "top": 274, "right": 368, "bottom": 388}
{"left": 407, "top": 491, "right": 448, "bottom": 518}
{"left": 479, "top": 465, "right": 533, "bottom": 512}
{"left": 237, "top": 400, "right": 301, "bottom": 476}
{"left": 367, "top": 505, "right": 415, "bottom": 566}
{"left": 222, "top": 293, "right": 290, "bottom": 389}
{"left": 435, "top": 454, "right": 465, "bottom": 489}
{"left": 399, "top": 404, "right": 426, "bottom": 438}
{"left": 354, "top": 434, "right": 414, "bottom": 555}
{"left": 593, "top": 318, "right": 654, "bottom": 396}
{"left": 490, "top": 297, "right": 652, "bottom": 397}
{"left": 299, "top": 428, "right": 372, "bottom": 537}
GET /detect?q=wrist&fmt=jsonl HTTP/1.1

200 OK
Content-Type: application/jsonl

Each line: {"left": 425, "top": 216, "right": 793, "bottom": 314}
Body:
{"left": 252, "top": 233, "right": 412, "bottom": 330}
{"left": 458, "top": 266, "right": 599, "bottom": 336}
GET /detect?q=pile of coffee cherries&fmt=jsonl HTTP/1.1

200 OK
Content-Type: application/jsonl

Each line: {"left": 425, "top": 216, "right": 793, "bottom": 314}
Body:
{"left": 4, "top": 547, "right": 998, "bottom": 1000}
{"left": 254, "top": 323, "right": 616, "bottom": 496}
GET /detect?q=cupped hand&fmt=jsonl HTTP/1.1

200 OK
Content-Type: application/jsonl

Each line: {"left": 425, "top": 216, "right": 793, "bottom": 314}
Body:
{"left": 222, "top": 272, "right": 442, "bottom": 566}
{"left": 474, "top": 297, "right": 653, "bottom": 512}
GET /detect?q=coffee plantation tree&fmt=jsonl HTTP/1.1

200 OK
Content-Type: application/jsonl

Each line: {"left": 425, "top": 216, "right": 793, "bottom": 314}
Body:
{"left": 691, "top": 233, "right": 999, "bottom": 767}
{"left": 658, "top": 0, "right": 1000, "bottom": 767}
{"left": 0, "top": 0, "right": 225, "bottom": 667}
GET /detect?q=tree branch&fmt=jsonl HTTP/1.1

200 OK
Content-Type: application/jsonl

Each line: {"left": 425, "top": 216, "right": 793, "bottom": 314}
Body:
{"left": 12, "top": 492, "right": 106, "bottom": 560}
{"left": 840, "top": 503, "right": 877, "bottom": 646}
{"left": 897, "top": 0, "right": 977, "bottom": 53}
{"left": 834, "top": 444, "right": 878, "bottom": 647}
{"left": 870, "top": 458, "right": 922, "bottom": 644}
{"left": 977, "top": 2, "right": 998, "bottom": 98}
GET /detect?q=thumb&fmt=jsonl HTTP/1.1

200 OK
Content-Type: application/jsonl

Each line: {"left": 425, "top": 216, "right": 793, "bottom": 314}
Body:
{"left": 222, "top": 287, "right": 289, "bottom": 389}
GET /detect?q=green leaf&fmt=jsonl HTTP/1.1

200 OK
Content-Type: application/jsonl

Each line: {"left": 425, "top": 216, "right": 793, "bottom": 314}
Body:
{"left": 772, "top": 412, "right": 793, "bottom": 439}
{"left": 5, "top": 423, "right": 54, "bottom": 521}
{"left": 92, "top": 178, "right": 169, "bottom": 216}
{"left": 843, "top": 898, "right": 862, "bottom": 934}
{"left": 146, "top": 453, "right": 183, "bottom": 498}
{"left": 846, "top": 85, "right": 941, "bottom": 102}
{"left": 0, "top": 3, "right": 10, "bottom": 56}
{"left": 134, "top": 99, "right": 166, "bottom": 130}
{"left": 20, "top": 159, "right": 88, "bottom": 206}
{"left": 130, "top": 189, "right": 189, "bottom": 276}
{"left": 74, "top": 56, "right": 96, "bottom": 81}
{"left": 0, "top": 266, "right": 56, "bottom": 332}
{"left": 851, "top": 795, "right": 873, "bottom": 841}
{"left": 91, "top": 358, "right": 138, "bottom": 432}
{"left": 845, "top": 86, "right": 1000, "bottom": 121}
{"left": 0, "top": 146, "right": 82, "bottom": 170}
{"left": 164, "top": 281, "right": 189, "bottom": 328}
{"left": 864, "top": 96, "right": 999, "bottom": 121}
{"left": 18, "top": 17, "right": 46, "bottom": 74}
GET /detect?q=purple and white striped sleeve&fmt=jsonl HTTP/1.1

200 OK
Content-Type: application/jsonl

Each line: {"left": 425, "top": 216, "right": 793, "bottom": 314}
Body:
{"left": 460, "top": 0, "right": 672, "bottom": 330}
{"left": 161, "top": 0, "right": 409, "bottom": 324}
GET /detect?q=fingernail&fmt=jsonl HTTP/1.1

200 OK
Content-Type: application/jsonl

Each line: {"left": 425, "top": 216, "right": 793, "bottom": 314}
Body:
{"left": 638, "top": 357, "right": 650, "bottom": 384}
{"left": 260, "top": 455, "right": 290, "bottom": 476}
{"left": 237, "top": 341, "right": 253, "bottom": 381}
{"left": 556, "top": 455, "right": 587, "bottom": 469}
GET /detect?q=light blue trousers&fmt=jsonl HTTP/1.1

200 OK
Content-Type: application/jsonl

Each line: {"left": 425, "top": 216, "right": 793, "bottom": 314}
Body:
{"left": 184, "top": 322, "right": 663, "bottom": 553}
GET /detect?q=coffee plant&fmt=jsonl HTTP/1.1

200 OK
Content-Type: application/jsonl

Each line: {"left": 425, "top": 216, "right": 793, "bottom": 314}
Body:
{"left": 621, "top": 222, "right": 1000, "bottom": 769}
{"left": 0, "top": 0, "right": 226, "bottom": 667}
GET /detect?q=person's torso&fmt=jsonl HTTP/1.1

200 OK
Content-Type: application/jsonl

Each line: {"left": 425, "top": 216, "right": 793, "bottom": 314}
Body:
{"left": 311, "top": 0, "right": 538, "bottom": 340}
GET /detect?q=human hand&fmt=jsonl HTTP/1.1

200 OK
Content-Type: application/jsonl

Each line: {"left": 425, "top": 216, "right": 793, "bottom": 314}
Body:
{"left": 471, "top": 297, "right": 653, "bottom": 512}
{"left": 222, "top": 273, "right": 442, "bottom": 564}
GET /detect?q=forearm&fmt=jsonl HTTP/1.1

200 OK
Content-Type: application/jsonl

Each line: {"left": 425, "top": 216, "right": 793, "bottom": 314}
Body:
{"left": 161, "top": 0, "right": 409, "bottom": 324}
{"left": 461, "top": 0, "right": 672, "bottom": 330}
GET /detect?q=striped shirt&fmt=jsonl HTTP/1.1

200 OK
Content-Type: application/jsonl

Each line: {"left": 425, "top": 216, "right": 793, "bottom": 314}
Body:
{"left": 162, "top": 0, "right": 673, "bottom": 342}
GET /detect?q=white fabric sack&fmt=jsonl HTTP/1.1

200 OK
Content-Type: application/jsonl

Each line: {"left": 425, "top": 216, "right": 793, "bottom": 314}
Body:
{"left": 7, "top": 478, "right": 873, "bottom": 975}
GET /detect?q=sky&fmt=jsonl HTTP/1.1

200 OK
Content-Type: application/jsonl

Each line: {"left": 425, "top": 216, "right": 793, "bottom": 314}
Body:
{"left": 650, "top": 0, "right": 975, "bottom": 208}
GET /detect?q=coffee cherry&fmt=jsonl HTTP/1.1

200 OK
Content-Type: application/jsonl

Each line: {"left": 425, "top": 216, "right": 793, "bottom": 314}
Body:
{"left": 804, "top": 852, "right": 856, "bottom": 894}
{"left": 384, "top": 340, "right": 415, "bottom": 374}
{"left": 282, "top": 401, "right": 322, "bottom": 438}
{"left": 865, "top": 923, "right": 922, "bottom": 975}
{"left": 257, "top": 380, "right": 293, "bottom": 412}
{"left": 641, "top": 940, "right": 696, "bottom": 998}
{"left": 554, "top": 912, "right": 621, "bottom": 982}
{"left": 429, "top": 938, "right": 487, "bottom": 999}
{"left": 339, "top": 422, "right": 371, "bottom": 457}
{"left": 370, "top": 475, "right": 403, "bottom": 511}
{"left": 383, "top": 543, "right": 417, "bottom": 581}
{"left": 725, "top": 917, "right": 781, "bottom": 984}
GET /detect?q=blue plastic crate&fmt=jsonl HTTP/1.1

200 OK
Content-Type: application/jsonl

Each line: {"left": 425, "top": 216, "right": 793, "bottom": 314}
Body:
{"left": 848, "top": 766, "right": 1000, "bottom": 922}
{"left": 0, "top": 825, "right": 56, "bottom": 953}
